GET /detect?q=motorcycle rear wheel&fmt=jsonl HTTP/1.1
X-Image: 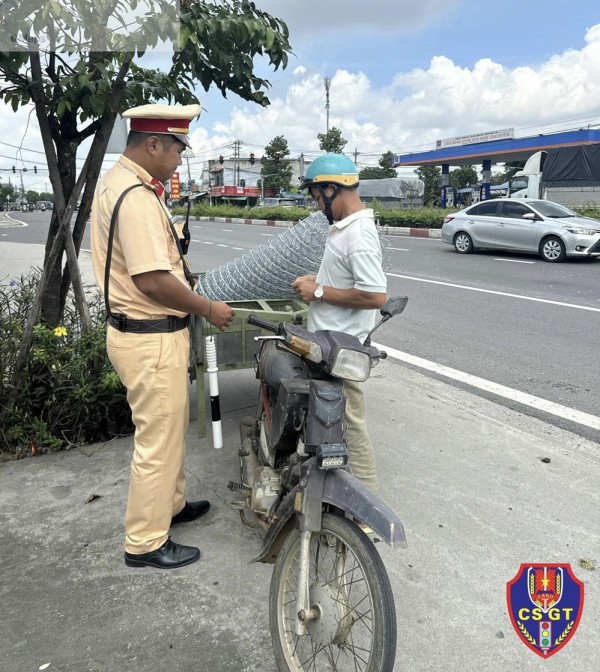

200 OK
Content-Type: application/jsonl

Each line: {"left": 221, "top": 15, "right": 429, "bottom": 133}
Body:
{"left": 269, "top": 512, "right": 397, "bottom": 671}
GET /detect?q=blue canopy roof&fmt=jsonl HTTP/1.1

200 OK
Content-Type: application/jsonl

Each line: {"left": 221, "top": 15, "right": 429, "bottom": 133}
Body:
{"left": 393, "top": 129, "right": 600, "bottom": 168}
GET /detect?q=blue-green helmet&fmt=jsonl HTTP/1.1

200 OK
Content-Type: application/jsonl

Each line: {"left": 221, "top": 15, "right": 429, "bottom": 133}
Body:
{"left": 301, "top": 153, "right": 360, "bottom": 190}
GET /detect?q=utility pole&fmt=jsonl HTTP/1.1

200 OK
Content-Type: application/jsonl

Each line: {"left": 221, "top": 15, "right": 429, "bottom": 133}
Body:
{"left": 324, "top": 77, "right": 331, "bottom": 133}
{"left": 233, "top": 139, "right": 241, "bottom": 186}
{"left": 182, "top": 151, "right": 193, "bottom": 191}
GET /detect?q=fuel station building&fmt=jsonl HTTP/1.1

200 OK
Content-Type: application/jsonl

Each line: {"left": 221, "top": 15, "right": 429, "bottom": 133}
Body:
{"left": 392, "top": 127, "right": 600, "bottom": 207}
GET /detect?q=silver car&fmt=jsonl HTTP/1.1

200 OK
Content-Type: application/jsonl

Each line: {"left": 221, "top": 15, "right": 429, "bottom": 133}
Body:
{"left": 441, "top": 198, "right": 600, "bottom": 262}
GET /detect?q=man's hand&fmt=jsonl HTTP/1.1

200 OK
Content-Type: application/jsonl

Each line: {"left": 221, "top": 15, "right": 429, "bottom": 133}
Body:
{"left": 206, "top": 301, "right": 235, "bottom": 331}
{"left": 132, "top": 271, "right": 235, "bottom": 329}
{"left": 292, "top": 275, "right": 318, "bottom": 302}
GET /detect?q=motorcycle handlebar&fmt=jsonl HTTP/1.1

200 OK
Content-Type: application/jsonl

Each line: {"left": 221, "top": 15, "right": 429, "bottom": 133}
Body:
{"left": 247, "top": 314, "right": 279, "bottom": 333}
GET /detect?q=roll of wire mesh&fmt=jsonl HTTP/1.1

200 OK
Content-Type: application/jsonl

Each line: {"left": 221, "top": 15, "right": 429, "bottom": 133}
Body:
{"left": 197, "top": 211, "right": 329, "bottom": 301}
{"left": 196, "top": 210, "right": 390, "bottom": 301}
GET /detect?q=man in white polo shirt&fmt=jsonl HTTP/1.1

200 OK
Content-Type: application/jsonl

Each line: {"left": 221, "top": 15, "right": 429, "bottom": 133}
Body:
{"left": 292, "top": 154, "right": 387, "bottom": 493}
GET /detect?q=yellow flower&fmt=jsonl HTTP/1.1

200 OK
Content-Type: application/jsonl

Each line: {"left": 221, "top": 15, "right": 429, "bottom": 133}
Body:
{"left": 53, "top": 326, "right": 67, "bottom": 337}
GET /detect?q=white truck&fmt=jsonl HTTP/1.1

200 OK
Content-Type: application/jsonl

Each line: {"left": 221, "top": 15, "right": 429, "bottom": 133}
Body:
{"left": 509, "top": 145, "right": 600, "bottom": 206}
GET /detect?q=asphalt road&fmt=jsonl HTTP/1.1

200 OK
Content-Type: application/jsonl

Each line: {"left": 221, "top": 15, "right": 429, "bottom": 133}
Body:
{"left": 3, "top": 210, "right": 599, "bottom": 441}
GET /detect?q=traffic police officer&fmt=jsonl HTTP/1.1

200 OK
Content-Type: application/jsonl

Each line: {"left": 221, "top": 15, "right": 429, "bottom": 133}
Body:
{"left": 91, "top": 103, "right": 235, "bottom": 569}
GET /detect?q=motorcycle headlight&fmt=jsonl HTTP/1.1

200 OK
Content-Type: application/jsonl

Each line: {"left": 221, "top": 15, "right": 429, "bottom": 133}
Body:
{"left": 330, "top": 348, "right": 371, "bottom": 382}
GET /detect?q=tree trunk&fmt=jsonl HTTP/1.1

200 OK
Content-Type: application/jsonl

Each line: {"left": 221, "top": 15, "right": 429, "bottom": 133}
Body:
{"left": 58, "top": 141, "right": 110, "bottom": 312}
{"left": 42, "top": 137, "right": 78, "bottom": 326}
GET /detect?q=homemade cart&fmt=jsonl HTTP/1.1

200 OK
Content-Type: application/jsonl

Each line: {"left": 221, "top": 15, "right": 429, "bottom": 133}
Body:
{"left": 189, "top": 298, "right": 308, "bottom": 438}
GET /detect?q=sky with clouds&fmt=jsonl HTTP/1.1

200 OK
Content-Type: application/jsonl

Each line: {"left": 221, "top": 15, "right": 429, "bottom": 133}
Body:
{"left": 2, "top": 0, "right": 600, "bottom": 191}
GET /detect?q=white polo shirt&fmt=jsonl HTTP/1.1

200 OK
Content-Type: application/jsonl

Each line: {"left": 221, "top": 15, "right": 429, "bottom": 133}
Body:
{"left": 308, "top": 208, "right": 387, "bottom": 343}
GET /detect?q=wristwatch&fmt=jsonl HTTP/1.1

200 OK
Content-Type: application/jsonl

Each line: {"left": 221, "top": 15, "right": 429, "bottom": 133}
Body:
{"left": 314, "top": 285, "right": 324, "bottom": 302}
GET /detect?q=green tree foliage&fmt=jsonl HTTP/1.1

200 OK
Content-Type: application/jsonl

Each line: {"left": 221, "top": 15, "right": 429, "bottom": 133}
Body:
{"left": 0, "top": 0, "right": 292, "bottom": 326}
{"left": 448, "top": 165, "right": 478, "bottom": 190}
{"left": 261, "top": 135, "right": 293, "bottom": 194}
{"left": 317, "top": 127, "right": 348, "bottom": 154}
{"left": 415, "top": 165, "right": 442, "bottom": 206}
{"left": 0, "top": 183, "right": 17, "bottom": 203}
{"left": 359, "top": 151, "right": 397, "bottom": 179}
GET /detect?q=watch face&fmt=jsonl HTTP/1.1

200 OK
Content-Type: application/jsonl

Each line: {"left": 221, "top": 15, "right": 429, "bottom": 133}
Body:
{"left": 314, "top": 285, "right": 324, "bottom": 299}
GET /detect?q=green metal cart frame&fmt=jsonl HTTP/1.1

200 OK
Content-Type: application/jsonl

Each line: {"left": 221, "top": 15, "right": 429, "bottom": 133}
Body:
{"left": 189, "top": 298, "right": 308, "bottom": 437}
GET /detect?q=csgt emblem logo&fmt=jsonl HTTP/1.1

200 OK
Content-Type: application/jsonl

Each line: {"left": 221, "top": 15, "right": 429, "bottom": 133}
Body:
{"left": 507, "top": 564, "right": 584, "bottom": 658}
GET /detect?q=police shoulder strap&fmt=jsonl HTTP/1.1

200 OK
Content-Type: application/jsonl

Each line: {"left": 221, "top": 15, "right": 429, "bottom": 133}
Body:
{"left": 104, "top": 183, "right": 196, "bottom": 320}
{"left": 104, "top": 184, "right": 144, "bottom": 319}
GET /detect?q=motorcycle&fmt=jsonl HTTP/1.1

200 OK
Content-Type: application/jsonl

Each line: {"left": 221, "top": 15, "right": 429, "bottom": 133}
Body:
{"left": 229, "top": 296, "right": 409, "bottom": 672}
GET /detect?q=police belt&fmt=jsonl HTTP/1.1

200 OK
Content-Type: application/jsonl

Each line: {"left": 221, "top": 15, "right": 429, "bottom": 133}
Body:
{"left": 108, "top": 313, "right": 190, "bottom": 334}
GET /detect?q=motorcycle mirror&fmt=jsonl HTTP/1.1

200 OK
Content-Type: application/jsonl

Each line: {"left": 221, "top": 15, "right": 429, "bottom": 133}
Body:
{"left": 363, "top": 296, "right": 409, "bottom": 346}
{"left": 380, "top": 296, "right": 408, "bottom": 321}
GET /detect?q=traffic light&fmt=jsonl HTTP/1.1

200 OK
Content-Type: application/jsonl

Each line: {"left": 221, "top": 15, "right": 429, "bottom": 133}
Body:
{"left": 34, "top": 166, "right": 37, "bottom": 174}
{"left": 219, "top": 155, "right": 224, "bottom": 164}
{"left": 249, "top": 153, "right": 255, "bottom": 165}
{"left": 12, "top": 166, "right": 15, "bottom": 173}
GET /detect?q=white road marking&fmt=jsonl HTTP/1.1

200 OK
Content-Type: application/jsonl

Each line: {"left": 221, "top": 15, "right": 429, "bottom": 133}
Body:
{"left": 389, "top": 247, "right": 409, "bottom": 251}
{"left": 193, "top": 225, "right": 203, "bottom": 229}
{"left": 222, "top": 229, "right": 232, "bottom": 232}
{"left": 375, "top": 343, "right": 600, "bottom": 431}
{"left": 261, "top": 233, "right": 275, "bottom": 237}
{"left": 217, "top": 244, "right": 228, "bottom": 247}
{"left": 494, "top": 258, "right": 536, "bottom": 264}
{"left": 232, "top": 247, "right": 244, "bottom": 251}
{"left": 387, "top": 273, "right": 600, "bottom": 313}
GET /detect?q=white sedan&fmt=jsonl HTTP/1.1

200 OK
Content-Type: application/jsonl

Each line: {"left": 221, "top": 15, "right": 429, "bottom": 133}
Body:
{"left": 441, "top": 198, "right": 600, "bottom": 262}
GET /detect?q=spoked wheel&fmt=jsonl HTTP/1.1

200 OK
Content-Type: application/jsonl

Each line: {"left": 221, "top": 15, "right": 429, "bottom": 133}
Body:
{"left": 270, "top": 512, "right": 396, "bottom": 671}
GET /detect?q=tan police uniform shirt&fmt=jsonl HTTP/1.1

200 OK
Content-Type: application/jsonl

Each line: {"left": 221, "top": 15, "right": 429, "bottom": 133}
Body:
{"left": 91, "top": 156, "right": 189, "bottom": 320}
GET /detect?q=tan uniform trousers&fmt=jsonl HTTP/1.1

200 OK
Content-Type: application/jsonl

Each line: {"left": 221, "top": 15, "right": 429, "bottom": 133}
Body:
{"left": 343, "top": 380, "right": 379, "bottom": 494}
{"left": 107, "top": 326, "right": 190, "bottom": 554}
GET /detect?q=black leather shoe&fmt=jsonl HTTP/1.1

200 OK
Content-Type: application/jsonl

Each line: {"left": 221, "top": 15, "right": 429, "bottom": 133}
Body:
{"left": 171, "top": 500, "right": 211, "bottom": 526}
{"left": 124, "top": 538, "right": 200, "bottom": 569}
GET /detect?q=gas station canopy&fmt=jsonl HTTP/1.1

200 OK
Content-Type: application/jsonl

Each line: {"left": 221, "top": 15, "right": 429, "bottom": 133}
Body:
{"left": 393, "top": 128, "right": 600, "bottom": 168}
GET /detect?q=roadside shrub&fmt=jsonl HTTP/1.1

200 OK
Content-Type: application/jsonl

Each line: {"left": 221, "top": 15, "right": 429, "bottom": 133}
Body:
{"left": 573, "top": 203, "right": 600, "bottom": 218}
{"left": 175, "top": 199, "right": 600, "bottom": 231}
{"left": 0, "top": 271, "right": 133, "bottom": 459}
{"left": 248, "top": 205, "right": 310, "bottom": 221}
{"left": 173, "top": 202, "right": 312, "bottom": 222}
{"left": 377, "top": 207, "right": 456, "bottom": 229}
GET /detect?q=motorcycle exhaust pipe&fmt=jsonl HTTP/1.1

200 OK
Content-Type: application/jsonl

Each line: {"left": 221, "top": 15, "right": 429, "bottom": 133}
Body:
{"left": 205, "top": 335, "right": 223, "bottom": 449}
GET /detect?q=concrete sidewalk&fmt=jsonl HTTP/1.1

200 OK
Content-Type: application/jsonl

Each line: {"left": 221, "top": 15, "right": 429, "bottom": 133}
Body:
{"left": 1, "top": 239, "right": 599, "bottom": 671}
{"left": 0, "top": 240, "right": 96, "bottom": 288}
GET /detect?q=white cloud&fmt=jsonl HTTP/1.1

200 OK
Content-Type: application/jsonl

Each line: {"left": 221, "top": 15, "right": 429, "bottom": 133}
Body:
{"left": 205, "top": 22, "right": 600, "bottom": 166}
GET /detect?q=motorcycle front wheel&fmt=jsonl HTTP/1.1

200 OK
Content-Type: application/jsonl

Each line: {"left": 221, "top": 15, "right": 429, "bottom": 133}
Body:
{"left": 269, "top": 512, "right": 397, "bottom": 671}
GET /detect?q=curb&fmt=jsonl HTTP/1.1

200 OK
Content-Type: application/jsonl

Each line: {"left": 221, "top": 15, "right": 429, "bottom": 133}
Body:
{"left": 192, "top": 215, "right": 442, "bottom": 238}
